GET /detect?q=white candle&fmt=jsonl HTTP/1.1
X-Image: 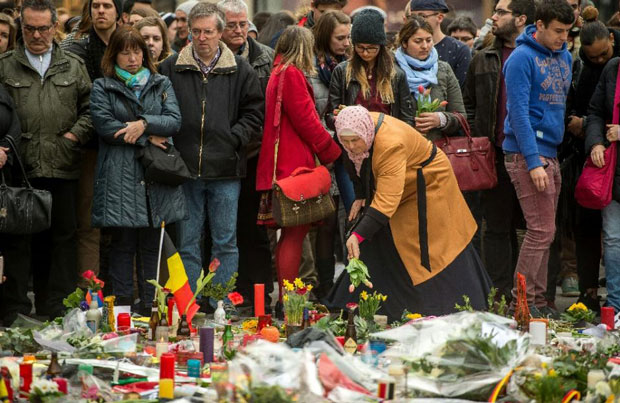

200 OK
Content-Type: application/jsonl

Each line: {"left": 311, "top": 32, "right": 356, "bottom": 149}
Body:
{"left": 156, "top": 341, "right": 168, "bottom": 359}
{"left": 529, "top": 321, "right": 547, "bottom": 345}
{"left": 587, "top": 369, "right": 606, "bottom": 389}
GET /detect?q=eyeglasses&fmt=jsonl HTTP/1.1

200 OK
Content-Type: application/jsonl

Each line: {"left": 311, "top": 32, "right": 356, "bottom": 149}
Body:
{"left": 23, "top": 24, "right": 53, "bottom": 34}
{"left": 355, "top": 44, "right": 380, "bottom": 54}
{"left": 191, "top": 28, "right": 218, "bottom": 38}
{"left": 493, "top": 8, "right": 514, "bottom": 16}
{"left": 224, "top": 21, "right": 248, "bottom": 31}
{"left": 415, "top": 12, "right": 439, "bottom": 20}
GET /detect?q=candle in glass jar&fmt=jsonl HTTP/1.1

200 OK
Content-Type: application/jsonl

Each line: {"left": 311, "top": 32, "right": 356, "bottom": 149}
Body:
{"left": 601, "top": 306, "right": 615, "bottom": 330}
{"left": 156, "top": 340, "right": 168, "bottom": 359}
{"left": 199, "top": 327, "right": 214, "bottom": 363}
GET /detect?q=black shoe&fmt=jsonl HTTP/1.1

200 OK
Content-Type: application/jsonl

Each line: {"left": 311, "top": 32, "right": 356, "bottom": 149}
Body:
{"left": 274, "top": 301, "right": 284, "bottom": 320}
{"left": 578, "top": 293, "right": 601, "bottom": 315}
{"left": 538, "top": 305, "right": 560, "bottom": 320}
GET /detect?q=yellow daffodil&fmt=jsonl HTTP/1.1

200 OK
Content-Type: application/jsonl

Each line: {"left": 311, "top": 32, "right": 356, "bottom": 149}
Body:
{"left": 360, "top": 290, "right": 369, "bottom": 300}
{"left": 381, "top": 295, "right": 387, "bottom": 302}
{"left": 605, "top": 395, "right": 616, "bottom": 403}
{"left": 283, "top": 294, "right": 289, "bottom": 302}
{"left": 283, "top": 279, "right": 294, "bottom": 292}
{"left": 407, "top": 313, "right": 422, "bottom": 320}
{"left": 548, "top": 369, "right": 557, "bottom": 377}
{"left": 541, "top": 362, "right": 548, "bottom": 369}
{"left": 294, "top": 278, "right": 305, "bottom": 289}
{"left": 306, "top": 284, "right": 313, "bottom": 292}
{"left": 568, "top": 302, "right": 588, "bottom": 312}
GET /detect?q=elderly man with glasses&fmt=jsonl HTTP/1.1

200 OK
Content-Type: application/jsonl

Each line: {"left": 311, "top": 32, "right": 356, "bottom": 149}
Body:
{"left": 0, "top": 0, "right": 92, "bottom": 323}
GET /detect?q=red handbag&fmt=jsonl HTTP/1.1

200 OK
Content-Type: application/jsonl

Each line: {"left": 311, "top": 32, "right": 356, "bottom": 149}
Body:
{"left": 433, "top": 113, "right": 498, "bottom": 191}
{"left": 270, "top": 68, "right": 336, "bottom": 227}
{"left": 574, "top": 62, "right": 620, "bottom": 209}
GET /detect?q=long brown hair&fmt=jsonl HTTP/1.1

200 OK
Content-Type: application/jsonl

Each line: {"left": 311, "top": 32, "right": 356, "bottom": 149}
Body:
{"left": 313, "top": 10, "right": 350, "bottom": 62}
{"left": 0, "top": 13, "right": 16, "bottom": 52}
{"left": 346, "top": 45, "right": 394, "bottom": 103}
{"left": 397, "top": 14, "right": 433, "bottom": 47}
{"left": 101, "top": 25, "right": 157, "bottom": 77}
{"left": 134, "top": 16, "right": 172, "bottom": 63}
{"left": 274, "top": 25, "right": 316, "bottom": 75}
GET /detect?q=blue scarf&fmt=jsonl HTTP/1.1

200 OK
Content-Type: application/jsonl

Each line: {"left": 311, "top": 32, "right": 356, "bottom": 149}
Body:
{"left": 115, "top": 65, "right": 151, "bottom": 97}
{"left": 395, "top": 46, "right": 438, "bottom": 96}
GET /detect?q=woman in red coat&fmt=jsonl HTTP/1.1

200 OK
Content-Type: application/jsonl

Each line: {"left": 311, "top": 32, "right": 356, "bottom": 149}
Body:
{"left": 256, "top": 26, "right": 341, "bottom": 311}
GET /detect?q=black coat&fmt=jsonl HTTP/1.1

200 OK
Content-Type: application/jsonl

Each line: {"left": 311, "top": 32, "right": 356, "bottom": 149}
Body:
{"left": 0, "top": 83, "right": 21, "bottom": 169}
{"left": 585, "top": 57, "right": 620, "bottom": 201}
{"left": 158, "top": 42, "right": 264, "bottom": 180}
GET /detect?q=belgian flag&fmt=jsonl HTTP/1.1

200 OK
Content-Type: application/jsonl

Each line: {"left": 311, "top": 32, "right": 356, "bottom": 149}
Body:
{"left": 161, "top": 231, "right": 199, "bottom": 327}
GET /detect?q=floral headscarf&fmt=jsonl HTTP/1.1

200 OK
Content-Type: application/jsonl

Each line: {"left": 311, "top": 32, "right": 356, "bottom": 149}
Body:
{"left": 335, "top": 106, "right": 376, "bottom": 176}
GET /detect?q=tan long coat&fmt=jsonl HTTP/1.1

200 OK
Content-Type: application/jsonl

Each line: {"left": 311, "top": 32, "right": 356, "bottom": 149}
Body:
{"left": 368, "top": 112, "right": 476, "bottom": 285}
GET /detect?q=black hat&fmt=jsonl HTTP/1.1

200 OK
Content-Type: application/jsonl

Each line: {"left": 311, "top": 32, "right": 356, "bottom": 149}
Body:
{"left": 89, "top": 0, "right": 123, "bottom": 21}
{"left": 351, "top": 9, "right": 386, "bottom": 45}
{"left": 409, "top": 0, "right": 449, "bottom": 13}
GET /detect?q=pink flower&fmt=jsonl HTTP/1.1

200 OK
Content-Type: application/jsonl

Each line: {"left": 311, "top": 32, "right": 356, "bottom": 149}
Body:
{"left": 228, "top": 292, "right": 244, "bottom": 306}
{"left": 349, "top": 284, "right": 355, "bottom": 293}
{"left": 417, "top": 85, "right": 425, "bottom": 94}
{"left": 208, "top": 258, "right": 220, "bottom": 273}
{"left": 439, "top": 101, "right": 448, "bottom": 107}
{"left": 424, "top": 88, "right": 431, "bottom": 96}
{"left": 364, "top": 280, "right": 373, "bottom": 289}
{"left": 346, "top": 303, "right": 358, "bottom": 311}
{"left": 82, "top": 270, "right": 95, "bottom": 280}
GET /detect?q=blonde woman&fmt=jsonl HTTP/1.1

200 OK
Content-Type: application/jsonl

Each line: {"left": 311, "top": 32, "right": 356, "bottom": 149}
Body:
{"left": 255, "top": 26, "right": 341, "bottom": 315}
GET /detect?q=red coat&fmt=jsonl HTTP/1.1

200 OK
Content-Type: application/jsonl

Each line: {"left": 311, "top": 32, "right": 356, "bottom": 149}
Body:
{"left": 256, "top": 59, "right": 341, "bottom": 191}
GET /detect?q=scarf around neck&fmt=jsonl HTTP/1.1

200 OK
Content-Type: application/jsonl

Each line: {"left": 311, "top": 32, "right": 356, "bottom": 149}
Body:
{"left": 115, "top": 65, "right": 150, "bottom": 97}
{"left": 316, "top": 53, "right": 344, "bottom": 87}
{"left": 395, "top": 46, "right": 438, "bottom": 96}
{"left": 335, "top": 105, "right": 375, "bottom": 176}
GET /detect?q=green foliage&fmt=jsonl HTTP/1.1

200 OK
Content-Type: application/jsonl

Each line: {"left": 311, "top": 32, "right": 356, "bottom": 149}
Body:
{"left": 454, "top": 295, "right": 473, "bottom": 312}
{"left": 314, "top": 311, "right": 347, "bottom": 336}
{"left": 0, "top": 327, "right": 39, "bottom": 354}
{"left": 247, "top": 385, "right": 294, "bottom": 403}
{"left": 486, "top": 288, "right": 508, "bottom": 317}
{"left": 202, "top": 272, "right": 238, "bottom": 302}
{"left": 146, "top": 279, "right": 169, "bottom": 317}
{"left": 63, "top": 287, "right": 85, "bottom": 310}
{"left": 345, "top": 258, "right": 372, "bottom": 289}
{"left": 519, "top": 368, "right": 577, "bottom": 403}
{"left": 186, "top": 269, "right": 216, "bottom": 314}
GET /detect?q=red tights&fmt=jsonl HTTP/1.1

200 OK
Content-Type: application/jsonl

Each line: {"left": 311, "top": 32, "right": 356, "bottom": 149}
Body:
{"left": 275, "top": 224, "right": 310, "bottom": 301}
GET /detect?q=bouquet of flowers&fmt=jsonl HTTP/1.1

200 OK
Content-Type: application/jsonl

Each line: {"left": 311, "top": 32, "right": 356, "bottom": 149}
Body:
{"left": 415, "top": 85, "right": 448, "bottom": 117}
{"left": 358, "top": 291, "right": 387, "bottom": 321}
{"left": 282, "top": 278, "right": 312, "bottom": 325}
{"left": 345, "top": 258, "right": 372, "bottom": 292}
{"left": 561, "top": 302, "right": 596, "bottom": 324}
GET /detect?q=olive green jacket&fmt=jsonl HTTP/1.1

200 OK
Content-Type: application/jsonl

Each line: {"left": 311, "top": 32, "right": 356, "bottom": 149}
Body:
{"left": 0, "top": 42, "right": 92, "bottom": 180}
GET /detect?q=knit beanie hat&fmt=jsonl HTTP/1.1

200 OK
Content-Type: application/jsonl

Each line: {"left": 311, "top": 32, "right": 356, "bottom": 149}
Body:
{"left": 89, "top": 0, "right": 123, "bottom": 21}
{"left": 351, "top": 9, "right": 386, "bottom": 45}
{"left": 175, "top": 0, "right": 199, "bottom": 17}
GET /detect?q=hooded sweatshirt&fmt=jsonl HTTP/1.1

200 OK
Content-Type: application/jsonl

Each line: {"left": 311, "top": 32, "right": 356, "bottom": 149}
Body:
{"left": 502, "top": 24, "right": 572, "bottom": 170}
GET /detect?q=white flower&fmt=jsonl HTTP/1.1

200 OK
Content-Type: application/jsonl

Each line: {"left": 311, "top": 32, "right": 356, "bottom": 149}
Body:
{"left": 30, "top": 379, "right": 59, "bottom": 395}
{"left": 595, "top": 381, "right": 612, "bottom": 397}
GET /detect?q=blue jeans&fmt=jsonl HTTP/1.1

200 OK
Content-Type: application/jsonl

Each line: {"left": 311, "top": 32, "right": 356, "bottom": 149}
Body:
{"left": 177, "top": 179, "right": 241, "bottom": 304}
{"left": 334, "top": 157, "right": 355, "bottom": 213}
{"left": 603, "top": 200, "right": 620, "bottom": 310}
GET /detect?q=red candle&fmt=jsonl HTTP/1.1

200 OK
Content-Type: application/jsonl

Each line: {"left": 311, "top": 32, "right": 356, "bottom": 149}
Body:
{"left": 53, "top": 378, "right": 68, "bottom": 394}
{"left": 19, "top": 362, "right": 32, "bottom": 397}
{"left": 254, "top": 283, "right": 265, "bottom": 317}
{"left": 160, "top": 353, "right": 175, "bottom": 380}
{"left": 602, "top": 306, "right": 615, "bottom": 330}
{"left": 117, "top": 313, "right": 131, "bottom": 329}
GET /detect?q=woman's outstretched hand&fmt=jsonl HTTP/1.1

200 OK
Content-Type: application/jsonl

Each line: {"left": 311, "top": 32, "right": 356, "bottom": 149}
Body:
{"left": 348, "top": 199, "right": 365, "bottom": 222}
{"left": 346, "top": 234, "right": 360, "bottom": 260}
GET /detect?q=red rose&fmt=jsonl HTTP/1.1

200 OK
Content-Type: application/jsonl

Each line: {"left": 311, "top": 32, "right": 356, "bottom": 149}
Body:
{"left": 228, "top": 292, "right": 244, "bottom": 306}
{"left": 82, "top": 270, "right": 95, "bottom": 280}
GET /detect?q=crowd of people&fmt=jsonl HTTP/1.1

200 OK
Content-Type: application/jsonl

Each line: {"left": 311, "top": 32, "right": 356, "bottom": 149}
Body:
{"left": 0, "top": 0, "right": 616, "bottom": 324}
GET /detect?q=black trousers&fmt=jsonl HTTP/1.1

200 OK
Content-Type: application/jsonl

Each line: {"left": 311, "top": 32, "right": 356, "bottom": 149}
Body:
{"left": 236, "top": 155, "right": 273, "bottom": 307}
{"left": 481, "top": 149, "right": 522, "bottom": 302}
{"left": 1, "top": 177, "right": 78, "bottom": 323}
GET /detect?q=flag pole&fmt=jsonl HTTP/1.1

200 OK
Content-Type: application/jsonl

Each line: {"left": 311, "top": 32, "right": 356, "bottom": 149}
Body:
{"left": 154, "top": 221, "right": 166, "bottom": 300}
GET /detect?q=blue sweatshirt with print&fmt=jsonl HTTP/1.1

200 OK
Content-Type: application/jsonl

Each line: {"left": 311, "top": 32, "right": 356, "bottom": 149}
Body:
{"left": 502, "top": 25, "right": 572, "bottom": 170}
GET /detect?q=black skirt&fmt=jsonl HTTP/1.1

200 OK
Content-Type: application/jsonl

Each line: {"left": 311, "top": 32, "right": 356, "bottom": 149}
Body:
{"left": 326, "top": 225, "right": 493, "bottom": 322}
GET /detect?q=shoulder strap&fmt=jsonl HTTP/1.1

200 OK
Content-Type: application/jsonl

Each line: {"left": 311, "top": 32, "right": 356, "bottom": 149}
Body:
{"left": 1, "top": 135, "right": 33, "bottom": 190}
{"left": 612, "top": 61, "right": 620, "bottom": 125}
{"left": 272, "top": 67, "right": 287, "bottom": 184}
{"left": 375, "top": 113, "right": 385, "bottom": 135}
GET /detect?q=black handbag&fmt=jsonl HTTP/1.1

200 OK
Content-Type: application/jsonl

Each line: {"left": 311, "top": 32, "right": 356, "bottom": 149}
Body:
{"left": 120, "top": 97, "right": 191, "bottom": 187}
{"left": 0, "top": 135, "right": 52, "bottom": 234}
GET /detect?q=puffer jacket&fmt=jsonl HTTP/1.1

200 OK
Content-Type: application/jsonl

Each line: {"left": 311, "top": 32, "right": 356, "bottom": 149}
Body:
{"left": 158, "top": 42, "right": 264, "bottom": 180}
{"left": 328, "top": 60, "right": 415, "bottom": 127}
{"left": 0, "top": 42, "right": 92, "bottom": 180}
{"left": 89, "top": 73, "right": 186, "bottom": 228}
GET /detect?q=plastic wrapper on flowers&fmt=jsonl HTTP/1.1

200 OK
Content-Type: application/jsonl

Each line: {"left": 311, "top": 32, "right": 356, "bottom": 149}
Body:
{"left": 371, "top": 311, "right": 530, "bottom": 400}
{"left": 227, "top": 339, "right": 324, "bottom": 400}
